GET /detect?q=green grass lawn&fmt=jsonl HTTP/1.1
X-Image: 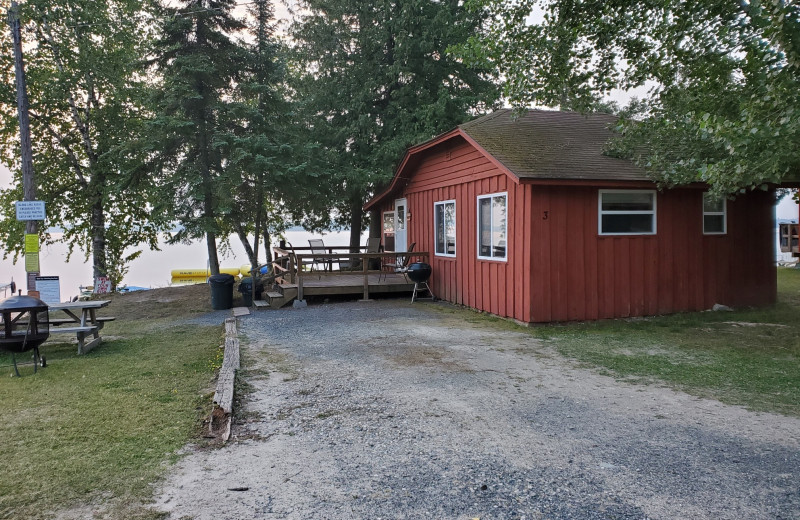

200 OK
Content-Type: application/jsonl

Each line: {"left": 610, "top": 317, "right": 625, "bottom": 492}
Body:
{"left": 529, "top": 267, "right": 800, "bottom": 416}
{"left": 0, "top": 284, "right": 222, "bottom": 519}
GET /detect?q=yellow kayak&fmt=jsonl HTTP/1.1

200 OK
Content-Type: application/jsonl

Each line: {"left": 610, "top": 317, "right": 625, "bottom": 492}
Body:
{"left": 170, "top": 277, "right": 208, "bottom": 285}
{"left": 170, "top": 267, "right": 240, "bottom": 278}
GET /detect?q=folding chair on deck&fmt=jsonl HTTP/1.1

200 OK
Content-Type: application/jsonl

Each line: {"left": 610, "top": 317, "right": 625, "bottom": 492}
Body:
{"left": 380, "top": 242, "right": 416, "bottom": 281}
{"left": 308, "top": 239, "right": 330, "bottom": 273}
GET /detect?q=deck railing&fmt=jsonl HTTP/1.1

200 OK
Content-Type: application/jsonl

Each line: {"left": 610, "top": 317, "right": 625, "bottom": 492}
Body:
{"left": 271, "top": 246, "right": 430, "bottom": 300}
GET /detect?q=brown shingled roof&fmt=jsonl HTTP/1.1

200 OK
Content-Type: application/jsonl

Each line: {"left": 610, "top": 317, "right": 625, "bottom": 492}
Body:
{"left": 459, "top": 109, "right": 649, "bottom": 182}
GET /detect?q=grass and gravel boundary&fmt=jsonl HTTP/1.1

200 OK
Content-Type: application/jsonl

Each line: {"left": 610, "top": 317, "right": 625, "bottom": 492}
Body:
{"left": 435, "top": 267, "right": 800, "bottom": 417}
{"left": 0, "top": 284, "right": 225, "bottom": 520}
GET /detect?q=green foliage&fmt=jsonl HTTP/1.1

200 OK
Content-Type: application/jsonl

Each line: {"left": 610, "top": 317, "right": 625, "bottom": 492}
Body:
{"left": 0, "top": 0, "right": 165, "bottom": 285}
{"left": 222, "top": 0, "right": 331, "bottom": 268}
{"left": 291, "top": 0, "right": 501, "bottom": 241}
{"left": 146, "top": 0, "right": 248, "bottom": 273}
{"left": 460, "top": 0, "right": 800, "bottom": 196}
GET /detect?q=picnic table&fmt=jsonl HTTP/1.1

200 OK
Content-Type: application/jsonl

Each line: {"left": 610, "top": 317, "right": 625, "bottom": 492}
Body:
{"left": 48, "top": 300, "right": 114, "bottom": 354}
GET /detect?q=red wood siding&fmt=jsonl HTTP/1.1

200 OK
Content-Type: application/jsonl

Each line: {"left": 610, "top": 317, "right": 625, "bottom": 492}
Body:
{"left": 373, "top": 137, "right": 534, "bottom": 323}
{"left": 373, "top": 137, "right": 776, "bottom": 323}
{"left": 528, "top": 186, "right": 776, "bottom": 322}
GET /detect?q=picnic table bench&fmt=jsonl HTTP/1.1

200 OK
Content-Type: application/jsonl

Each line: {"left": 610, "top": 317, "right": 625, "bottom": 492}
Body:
{"left": 47, "top": 300, "right": 114, "bottom": 354}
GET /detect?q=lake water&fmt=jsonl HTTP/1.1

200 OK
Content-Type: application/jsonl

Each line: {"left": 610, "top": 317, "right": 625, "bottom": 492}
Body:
{"left": 1, "top": 197, "right": 798, "bottom": 301}
{"left": 0, "top": 229, "right": 361, "bottom": 301}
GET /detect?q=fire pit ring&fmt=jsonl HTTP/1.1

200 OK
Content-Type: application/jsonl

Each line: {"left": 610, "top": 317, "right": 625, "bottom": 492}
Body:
{"left": 0, "top": 293, "right": 50, "bottom": 376}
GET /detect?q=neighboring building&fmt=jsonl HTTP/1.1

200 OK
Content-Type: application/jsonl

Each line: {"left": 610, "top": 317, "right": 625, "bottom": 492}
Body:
{"left": 365, "top": 109, "right": 782, "bottom": 323}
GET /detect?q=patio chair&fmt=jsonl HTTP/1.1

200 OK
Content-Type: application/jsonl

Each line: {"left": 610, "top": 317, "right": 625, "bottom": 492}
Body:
{"left": 381, "top": 242, "right": 415, "bottom": 281}
{"left": 308, "top": 239, "right": 330, "bottom": 273}
{"left": 341, "top": 237, "right": 382, "bottom": 271}
{"left": 366, "top": 237, "right": 381, "bottom": 254}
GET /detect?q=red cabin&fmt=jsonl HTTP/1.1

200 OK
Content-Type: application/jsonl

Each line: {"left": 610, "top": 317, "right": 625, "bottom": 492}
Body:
{"left": 365, "top": 109, "right": 780, "bottom": 323}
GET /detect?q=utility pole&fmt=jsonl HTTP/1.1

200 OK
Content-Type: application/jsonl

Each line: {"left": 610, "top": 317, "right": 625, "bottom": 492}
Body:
{"left": 8, "top": 1, "right": 40, "bottom": 292}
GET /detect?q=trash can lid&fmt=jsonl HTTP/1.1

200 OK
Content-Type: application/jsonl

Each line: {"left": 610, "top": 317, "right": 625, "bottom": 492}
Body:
{"left": 208, "top": 273, "right": 235, "bottom": 283}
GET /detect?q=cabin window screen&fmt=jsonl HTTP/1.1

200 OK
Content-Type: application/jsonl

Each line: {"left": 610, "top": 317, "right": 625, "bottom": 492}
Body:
{"left": 702, "top": 194, "right": 726, "bottom": 235}
{"left": 434, "top": 200, "right": 456, "bottom": 257}
{"left": 477, "top": 193, "right": 507, "bottom": 260}
{"left": 598, "top": 190, "right": 657, "bottom": 235}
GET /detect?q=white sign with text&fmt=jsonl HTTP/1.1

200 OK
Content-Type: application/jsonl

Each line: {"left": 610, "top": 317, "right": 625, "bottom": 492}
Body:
{"left": 15, "top": 200, "right": 46, "bottom": 221}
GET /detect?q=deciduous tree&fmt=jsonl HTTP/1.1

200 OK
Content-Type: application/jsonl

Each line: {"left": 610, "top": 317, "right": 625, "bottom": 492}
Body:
{"left": 0, "top": 0, "right": 164, "bottom": 286}
{"left": 461, "top": 0, "right": 800, "bottom": 195}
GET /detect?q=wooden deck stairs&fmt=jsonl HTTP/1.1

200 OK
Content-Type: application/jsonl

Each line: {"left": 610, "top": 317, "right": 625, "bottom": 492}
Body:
{"left": 261, "top": 284, "right": 297, "bottom": 309}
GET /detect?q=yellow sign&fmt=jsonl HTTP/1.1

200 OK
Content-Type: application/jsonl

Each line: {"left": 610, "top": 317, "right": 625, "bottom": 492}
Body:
{"left": 25, "top": 233, "right": 39, "bottom": 253}
{"left": 25, "top": 252, "right": 40, "bottom": 272}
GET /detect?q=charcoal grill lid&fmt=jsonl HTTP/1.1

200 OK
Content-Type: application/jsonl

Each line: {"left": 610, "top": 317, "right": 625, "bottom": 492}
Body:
{"left": 0, "top": 294, "right": 49, "bottom": 311}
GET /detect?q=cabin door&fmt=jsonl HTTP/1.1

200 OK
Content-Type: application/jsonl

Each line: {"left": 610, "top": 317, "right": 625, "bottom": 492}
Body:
{"left": 394, "top": 198, "right": 407, "bottom": 252}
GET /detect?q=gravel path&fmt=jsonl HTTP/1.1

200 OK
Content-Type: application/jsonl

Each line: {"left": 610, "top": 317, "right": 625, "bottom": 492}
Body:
{"left": 155, "top": 300, "right": 800, "bottom": 519}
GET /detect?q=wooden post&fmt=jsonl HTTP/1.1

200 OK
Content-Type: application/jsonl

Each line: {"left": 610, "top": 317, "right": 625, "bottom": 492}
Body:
{"left": 9, "top": 2, "right": 39, "bottom": 291}
{"left": 361, "top": 253, "right": 370, "bottom": 301}
{"left": 297, "top": 255, "right": 304, "bottom": 300}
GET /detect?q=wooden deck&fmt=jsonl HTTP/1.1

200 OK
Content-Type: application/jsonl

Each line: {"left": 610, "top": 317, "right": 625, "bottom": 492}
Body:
{"left": 268, "top": 246, "right": 430, "bottom": 302}
{"left": 288, "top": 273, "right": 414, "bottom": 299}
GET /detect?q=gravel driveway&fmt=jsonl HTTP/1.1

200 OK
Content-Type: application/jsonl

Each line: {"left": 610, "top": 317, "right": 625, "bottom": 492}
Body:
{"left": 155, "top": 299, "right": 800, "bottom": 519}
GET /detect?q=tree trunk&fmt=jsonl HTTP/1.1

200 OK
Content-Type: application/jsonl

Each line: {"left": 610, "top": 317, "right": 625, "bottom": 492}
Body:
{"left": 349, "top": 197, "right": 363, "bottom": 253}
{"left": 90, "top": 190, "right": 107, "bottom": 283}
{"left": 206, "top": 231, "right": 220, "bottom": 275}
{"left": 369, "top": 210, "right": 380, "bottom": 239}
{"left": 235, "top": 224, "right": 257, "bottom": 272}
{"left": 263, "top": 228, "right": 272, "bottom": 263}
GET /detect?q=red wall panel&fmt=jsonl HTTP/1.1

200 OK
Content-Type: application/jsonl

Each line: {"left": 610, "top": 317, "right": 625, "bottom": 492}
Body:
{"left": 373, "top": 137, "right": 776, "bottom": 323}
{"left": 526, "top": 186, "right": 776, "bottom": 322}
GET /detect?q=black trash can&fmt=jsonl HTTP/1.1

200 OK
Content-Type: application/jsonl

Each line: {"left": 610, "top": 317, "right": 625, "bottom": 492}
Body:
{"left": 208, "top": 273, "right": 235, "bottom": 310}
{"left": 238, "top": 277, "right": 264, "bottom": 307}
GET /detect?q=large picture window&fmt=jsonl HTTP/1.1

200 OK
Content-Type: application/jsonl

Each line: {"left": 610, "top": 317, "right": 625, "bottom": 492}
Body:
{"left": 703, "top": 193, "right": 726, "bottom": 235}
{"left": 434, "top": 200, "right": 456, "bottom": 257}
{"left": 477, "top": 193, "right": 507, "bottom": 260}
{"left": 599, "top": 190, "right": 656, "bottom": 235}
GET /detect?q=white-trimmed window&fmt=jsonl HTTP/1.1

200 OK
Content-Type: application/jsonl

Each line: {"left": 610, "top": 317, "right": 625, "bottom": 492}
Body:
{"left": 703, "top": 193, "right": 726, "bottom": 235}
{"left": 598, "top": 190, "right": 657, "bottom": 235}
{"left": 477, "top": 193, "right": 507, "bottom": 260}
{"left": 434, "top": 200, "right": 456, "bottom": 257}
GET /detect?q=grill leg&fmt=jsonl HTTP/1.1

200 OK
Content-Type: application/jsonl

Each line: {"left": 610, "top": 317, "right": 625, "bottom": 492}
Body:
{"left": 412, "top": 282, "right": 434, "bottom": 303}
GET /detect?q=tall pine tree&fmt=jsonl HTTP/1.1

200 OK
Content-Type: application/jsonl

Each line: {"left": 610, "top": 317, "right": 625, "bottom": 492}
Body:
{"left": 292, "top": 0, "right": 500, "bottom": 249}
{"left": 148, "top": 0, "right": 246, "bottom": 274}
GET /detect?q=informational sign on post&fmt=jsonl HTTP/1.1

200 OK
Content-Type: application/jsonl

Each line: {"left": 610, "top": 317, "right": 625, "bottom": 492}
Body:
{"left": 15, "top": 200, "right": 45, "bottom": 221}
{"left": 24, "top": 233, "right": 40, "bottom": 276}
{"left": 24, "top": 233, "right": 38, "bottom": 252}
{"left": 35, "top": 276, "right": 60, "bottom": 304}
{"left": 94, "top": 276, "right": 111, "bottom": 294}
{"left": 26, "top": 272, "right": 38, "bottom": 292}
{"left": 24, "top": 252, "right": 39, "bottom": 272}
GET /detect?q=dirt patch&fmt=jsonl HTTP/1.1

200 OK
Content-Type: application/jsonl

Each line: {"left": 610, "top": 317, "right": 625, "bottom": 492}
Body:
{"left": 101, "top": 284, "right": 213, "bottom": 321}
{"left": 721, "top": 321, "right": 789, "bottom": 328}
